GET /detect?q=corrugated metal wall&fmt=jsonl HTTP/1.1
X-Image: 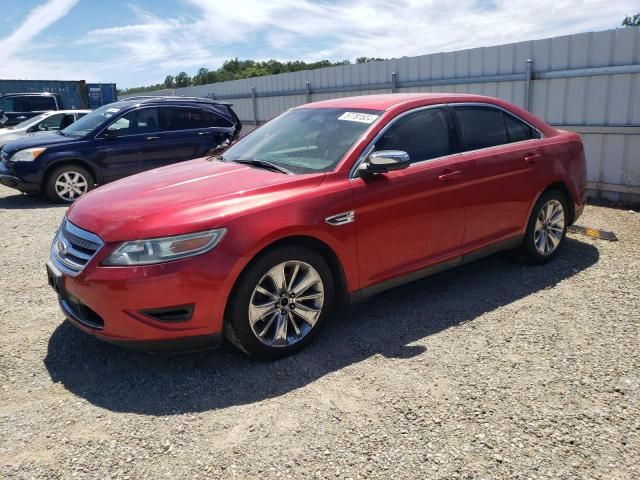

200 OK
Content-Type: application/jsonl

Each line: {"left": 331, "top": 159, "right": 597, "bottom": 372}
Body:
{"left": 176, "top": 26, "right": 640, "bottom": 202}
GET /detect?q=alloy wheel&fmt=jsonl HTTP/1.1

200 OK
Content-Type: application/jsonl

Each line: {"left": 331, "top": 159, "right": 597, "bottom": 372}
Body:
{"left": 55, "top": 171, "right": 89, "bottom": 202}
{"left": 534, "top": 199, "right": 565, "bottom": 256}
{"left": 248, "top": 260, "right": 325, "bottom": 347}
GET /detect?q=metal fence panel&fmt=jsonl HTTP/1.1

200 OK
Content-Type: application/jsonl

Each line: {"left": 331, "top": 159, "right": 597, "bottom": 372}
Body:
{"left": 170, "top": 26, "right": 640, "bottom": 202}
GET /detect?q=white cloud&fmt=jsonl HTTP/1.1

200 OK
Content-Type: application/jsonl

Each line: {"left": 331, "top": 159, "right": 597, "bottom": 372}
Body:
{"left": 0, "top": 0, "right": 79, "bottom": 57}
{"left": 1, "top": 0, "right": 638, "bottom": 86}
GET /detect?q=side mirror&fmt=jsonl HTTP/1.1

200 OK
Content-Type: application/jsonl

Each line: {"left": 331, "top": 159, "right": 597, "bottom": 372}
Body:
{"left": 360, "top": 150, "right": 411, "bottom": 175}
{"left": 27, "top": 126, "right": 37, "bottom": 133}
{"left": 210, "top": 136, "right": 231, "bottom": 154}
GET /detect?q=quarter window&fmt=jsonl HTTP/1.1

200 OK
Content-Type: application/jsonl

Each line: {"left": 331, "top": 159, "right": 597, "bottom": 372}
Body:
{"left": 504, "top": 113, "right": 541, "bottom": 142}
{"left": 375, "top": 108, "right": 453, "bottom": 163}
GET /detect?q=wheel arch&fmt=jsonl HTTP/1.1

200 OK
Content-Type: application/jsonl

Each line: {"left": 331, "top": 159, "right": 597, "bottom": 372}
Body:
{"left": 542, "top": 181, "right": 575, "bottom": 223}
{"left": 227, "top": 235, "right": 350, "bottom": 316}
{"left": 44, "top": 158, "right": 101, "bottom": 186}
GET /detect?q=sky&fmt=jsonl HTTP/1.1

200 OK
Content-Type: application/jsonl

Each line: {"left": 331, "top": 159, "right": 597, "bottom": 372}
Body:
{"left": 0, "top": 0, "right": 637, "bottom": 88}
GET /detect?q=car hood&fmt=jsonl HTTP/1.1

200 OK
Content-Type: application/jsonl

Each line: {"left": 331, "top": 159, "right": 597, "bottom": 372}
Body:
{"left": 67, "top": 158, "right": 326, "bottom": 242}
{"left": 0, "top": 131, "right": 23, "bottom": 146}
{"left": 1, "top": 132, "right": 79, "bottom": 154}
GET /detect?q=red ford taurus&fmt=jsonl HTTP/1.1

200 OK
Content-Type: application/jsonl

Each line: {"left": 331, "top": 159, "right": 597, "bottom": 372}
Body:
{"left": 46, "top": 93, "right": 586, "bottom": 358}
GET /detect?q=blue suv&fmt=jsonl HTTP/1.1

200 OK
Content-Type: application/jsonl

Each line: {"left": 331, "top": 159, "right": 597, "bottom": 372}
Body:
{"left": 0, "top": 96, "right": 241, "bottom": 202}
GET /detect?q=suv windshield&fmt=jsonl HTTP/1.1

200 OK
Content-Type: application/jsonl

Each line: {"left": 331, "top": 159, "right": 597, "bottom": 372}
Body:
{"left": 62, "top": 104, "right": 123, "bottom": 138}
{"left": 222, "top": 108, "right": 381, "bottom": 174}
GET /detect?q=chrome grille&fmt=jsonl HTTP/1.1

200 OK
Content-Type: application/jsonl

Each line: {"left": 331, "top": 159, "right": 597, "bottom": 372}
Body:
{"left": 51, "top": 219, "right": 104, "bottom": 276}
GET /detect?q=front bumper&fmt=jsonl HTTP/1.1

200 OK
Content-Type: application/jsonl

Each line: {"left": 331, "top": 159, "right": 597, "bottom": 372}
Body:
{"left": 0, "top": 160, "right": 41, "bottom": 193}
{"left": 46, "top": 244, "right": 235, "bottom": 352}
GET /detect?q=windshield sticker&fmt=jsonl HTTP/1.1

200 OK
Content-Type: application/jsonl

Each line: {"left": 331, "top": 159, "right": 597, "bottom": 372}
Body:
{"left": 338, "top": 112, "right": 379, "bottom": 124}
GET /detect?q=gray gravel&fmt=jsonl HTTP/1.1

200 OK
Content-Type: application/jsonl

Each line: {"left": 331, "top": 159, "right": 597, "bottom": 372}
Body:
{"left": 0, "top": 184, "right": 638, "bottom": 479}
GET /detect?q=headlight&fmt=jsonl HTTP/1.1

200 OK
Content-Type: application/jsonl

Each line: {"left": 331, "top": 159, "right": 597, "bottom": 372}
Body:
{"left": 102, "top": 228, "right": 226, "bottom": 266}
{"left": 10, "top": 147, "right": 47, "bottom": 162}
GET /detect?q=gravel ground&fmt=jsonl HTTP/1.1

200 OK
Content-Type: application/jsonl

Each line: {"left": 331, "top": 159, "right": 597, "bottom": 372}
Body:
{"left": 0, "top": 184, "right": 638, "bottom": 479}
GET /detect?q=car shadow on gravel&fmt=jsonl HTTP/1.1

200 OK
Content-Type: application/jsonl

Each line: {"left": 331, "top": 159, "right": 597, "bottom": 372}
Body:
{"left": 0, "top": 192, "right": 60, "bottom": 209}
{"left": 44, "top": 237, "right": 599, "bottom": 415}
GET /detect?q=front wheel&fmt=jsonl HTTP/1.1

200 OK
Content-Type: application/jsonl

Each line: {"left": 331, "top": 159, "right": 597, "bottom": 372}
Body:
{"left": 44, "top": 164, "right": 94, "bottom": 203}
{"left": 520, "top": 190, "right": 568, "bottom": 264}
{"left": 224, "top": 246, "right": 333, "bottom": 359}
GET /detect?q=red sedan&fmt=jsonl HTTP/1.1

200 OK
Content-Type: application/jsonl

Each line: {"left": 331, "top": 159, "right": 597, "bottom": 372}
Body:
{"left": 46, "top": 93, "right": 586, "bottom": 358}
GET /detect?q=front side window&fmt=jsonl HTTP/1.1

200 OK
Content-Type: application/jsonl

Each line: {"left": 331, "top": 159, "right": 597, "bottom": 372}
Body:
{"left": 455, "top": 106, "right": 540, "bottom": 151}
{"left": 375, "top": 108, "right": 452, "bottom": 163}
{"left": 62, "top": 104, "right": 125, "bottom": 138}
{"left": 105, "top": 108, "right": 160, "bottom": 135}
{"left": 223, "top": 108, "right": 381, "bottom": 174}
{"left": 35, "top": 114, "right": 66, "bottom": 131}
{"left": 0, "top": 97, "right": 20, "bottom": 112}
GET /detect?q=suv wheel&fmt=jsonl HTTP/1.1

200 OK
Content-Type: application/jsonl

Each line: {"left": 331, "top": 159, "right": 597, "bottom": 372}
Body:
{"left": 521, "top": 189, "right": 568, "bottom": 264}
{"left": 45, "top": 165, "right": 94, "bottom": 203}
{"left": 225, "top": 246, "right": 333, "bottom": 359}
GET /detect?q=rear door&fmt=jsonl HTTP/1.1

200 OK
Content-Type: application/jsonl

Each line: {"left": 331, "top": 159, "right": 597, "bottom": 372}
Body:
{"left": 451, "top": 104, "right": 543, "bottom": 250}
{"left": 148, "top": 107, "right": 231, "bottom": 169}
{"left": 352, "top": 106, "right": 466, "bottom": 290}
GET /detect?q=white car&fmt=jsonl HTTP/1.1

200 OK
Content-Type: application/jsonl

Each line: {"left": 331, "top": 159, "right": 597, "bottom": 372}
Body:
{"left": 0, "top": 110, "right": 91, "bottom": 147}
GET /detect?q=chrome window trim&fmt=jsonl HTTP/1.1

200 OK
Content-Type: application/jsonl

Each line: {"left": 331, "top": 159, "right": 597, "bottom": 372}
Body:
{"left": 94, "top": 105, "right": 233, "bottom": 140}
{"left": 349, "top": 101, "right": 545, "bottom": 179}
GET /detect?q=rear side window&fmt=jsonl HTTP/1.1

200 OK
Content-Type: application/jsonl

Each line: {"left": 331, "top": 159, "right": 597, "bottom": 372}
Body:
{"left": 0, "top": 97, "right": 22, "bottom": 112}
{"left": 455, "top": 106, "right": 540, "bottom": 151}
{"left": 375, "top": 108, "right": 452, "bottom": 163}
{"left": 455, "top": 107, "right": 508, "bottom": 150}
{"left": 161, "top": 107, "right": 211, "bottom": 131}
{"left": 26, "top": 96, "right": 57, "bottom": 111}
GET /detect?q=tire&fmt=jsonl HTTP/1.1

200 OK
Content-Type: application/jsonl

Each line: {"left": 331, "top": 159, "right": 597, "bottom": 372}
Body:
{"left": 520, "top": 189, "right": 569, "bottom": 264}
{"left": 44, "top": 164, "right": 94, "bottom": 204}
{"left": 224, "top": 245, "right": 334, "bottom": 359}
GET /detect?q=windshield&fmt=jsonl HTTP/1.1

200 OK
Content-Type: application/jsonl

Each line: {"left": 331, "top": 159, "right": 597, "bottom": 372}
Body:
{"left": 222, "top": 108, "right": 381, "bottom": 174}
{"left": 11, "top": 113, "right": 49, "bottom": 130}
{"left": 61, "top": 104, "right": 123, "bottom": 138}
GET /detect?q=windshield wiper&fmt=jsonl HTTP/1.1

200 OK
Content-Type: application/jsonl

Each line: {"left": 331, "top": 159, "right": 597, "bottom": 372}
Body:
{"left": 231, "top": 159, "right": 292, "bottom": 175}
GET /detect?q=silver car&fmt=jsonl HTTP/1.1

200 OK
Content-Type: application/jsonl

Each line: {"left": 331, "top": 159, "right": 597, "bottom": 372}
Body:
{"left": 0, "top": 110, "right": 91, "bottom": 147}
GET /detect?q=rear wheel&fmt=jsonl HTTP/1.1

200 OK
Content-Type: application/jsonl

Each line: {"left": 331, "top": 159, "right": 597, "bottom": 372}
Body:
{"left": 520, "top": 189, "right": 568, "bottom": 264}
{"left": 224, "top": 246, "right": 333, "bottom": 359}
{"left": 44, "top": 165, "right": 94, "bottom": 203}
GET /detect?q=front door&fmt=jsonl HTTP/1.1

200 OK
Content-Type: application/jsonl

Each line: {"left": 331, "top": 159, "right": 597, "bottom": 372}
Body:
{"left": 352, "top": 107, "right": 466, "bottom": 290}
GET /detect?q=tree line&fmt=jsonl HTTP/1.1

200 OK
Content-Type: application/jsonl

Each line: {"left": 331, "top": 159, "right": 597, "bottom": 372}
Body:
{"left": 118, "top": 57, "right": 386, "bottom": 95}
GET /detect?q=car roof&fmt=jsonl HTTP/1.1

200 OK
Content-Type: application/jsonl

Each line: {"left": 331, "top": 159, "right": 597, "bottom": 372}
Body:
{"left": 0, "top": 92, "right": 60, "bottom": 97}
{"left": 299, "top": 93, "right": 508, "bottom": 111}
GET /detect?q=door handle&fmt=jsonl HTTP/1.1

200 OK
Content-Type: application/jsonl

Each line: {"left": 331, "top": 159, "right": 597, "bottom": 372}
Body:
{"left": 524, "top": 153, "right": 541, "bottom": 164}
{"left": 16, "top": 116, "right": 27, "bottom": 120}
{"left": 146, "top": 136, "right": 160, "bottom": 141}
{"left": 198, "top": 131, "right": 210, "bottom": 135}
{"left": 438, "top": 170, "right": 462, "bottom": 182}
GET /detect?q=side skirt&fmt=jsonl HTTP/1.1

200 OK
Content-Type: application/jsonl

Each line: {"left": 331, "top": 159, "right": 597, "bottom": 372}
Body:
{"left": 348, "top": 236, "right": 522, "bottom": 304}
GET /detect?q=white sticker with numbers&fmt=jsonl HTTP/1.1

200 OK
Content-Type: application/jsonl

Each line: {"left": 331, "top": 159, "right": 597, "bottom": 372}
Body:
{"left": 337, "top": 112, "right": 379, "bottom": 124}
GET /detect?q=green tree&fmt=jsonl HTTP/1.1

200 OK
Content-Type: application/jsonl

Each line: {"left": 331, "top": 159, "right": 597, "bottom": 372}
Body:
{"left": 192, "top": 68, "right": 209, "bottom": 85}
{"left": 622, "top": 13, "right": 640, "bottom": 26}
{"left": 163, "top": 75, "right": 175, "bottom": 89}
{"left": 174, "top": 71, "right": 191, "bottom": 88}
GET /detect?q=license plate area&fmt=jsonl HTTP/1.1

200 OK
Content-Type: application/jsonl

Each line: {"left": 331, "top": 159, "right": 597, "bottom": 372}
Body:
{"left": 46, "top": 262, "right": 65, "bottom": 296}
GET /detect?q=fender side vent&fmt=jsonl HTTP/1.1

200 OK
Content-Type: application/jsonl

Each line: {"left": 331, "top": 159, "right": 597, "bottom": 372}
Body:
{"left": 325, "top": 210, "right": 355, "bottom": 226}
{"left": 140, "top": 304, "right": 195, "bottom": 323}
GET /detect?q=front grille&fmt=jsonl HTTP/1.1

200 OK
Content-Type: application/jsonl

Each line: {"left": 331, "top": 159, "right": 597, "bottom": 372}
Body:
{"left": 51, "top": 218, "right": 104, "bottom": 276}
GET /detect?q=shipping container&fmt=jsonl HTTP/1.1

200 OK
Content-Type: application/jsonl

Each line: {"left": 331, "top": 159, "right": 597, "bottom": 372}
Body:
{"left": 0, "top": 79, "right": 117, "bottom": 110}
{"left": 86, "top": 83, "right": 118, "bottom": 108}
